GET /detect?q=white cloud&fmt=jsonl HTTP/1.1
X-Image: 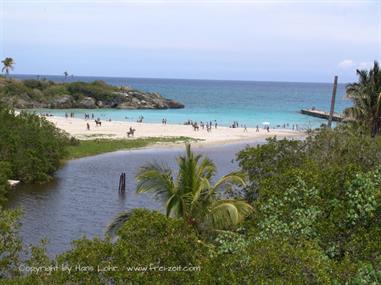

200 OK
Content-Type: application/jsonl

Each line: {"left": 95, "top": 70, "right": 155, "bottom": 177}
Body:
{"left": 338, "top": 59, "right": 354, "bottom": 69}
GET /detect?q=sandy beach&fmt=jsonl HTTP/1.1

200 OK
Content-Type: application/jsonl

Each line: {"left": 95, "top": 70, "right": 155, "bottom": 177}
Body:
{"left": 46, "top": 116, "right": 305, "bottom": 145}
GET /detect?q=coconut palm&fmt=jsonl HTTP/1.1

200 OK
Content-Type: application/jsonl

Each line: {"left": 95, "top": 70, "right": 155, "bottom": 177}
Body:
{"left": 107, "top": 144, "right": 252, "bottom": 236}
{"left": 1, "top": 57, "right": 15, "bottom": 76}
{"left": 344, "top": 61, "right": 381, "bottom": 137}
{"left": 138, "top": 144, "right": 252, "bottom": 231}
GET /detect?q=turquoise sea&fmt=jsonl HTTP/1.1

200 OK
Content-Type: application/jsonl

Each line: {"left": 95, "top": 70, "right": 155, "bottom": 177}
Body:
{"left": 15, "top": 75, "right": 351, "bottom": 129}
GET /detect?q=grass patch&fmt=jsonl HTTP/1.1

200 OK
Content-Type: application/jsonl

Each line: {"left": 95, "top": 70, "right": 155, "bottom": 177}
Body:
{"left": 64, "top": 136, "right": 197, "bottom": 160}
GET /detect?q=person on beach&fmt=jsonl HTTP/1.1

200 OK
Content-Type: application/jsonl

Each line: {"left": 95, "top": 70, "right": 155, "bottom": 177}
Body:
{"left": 256, "top": 125, "right": 259, "bottom": 132}
{"left": 127, "top": 127, "right": 136, "bottom": 137}
{"left": 244, "top": 125, "right": 247, "bottom": 132}
{"left": 86, "top": 122, "right": 90, "bottom": 130}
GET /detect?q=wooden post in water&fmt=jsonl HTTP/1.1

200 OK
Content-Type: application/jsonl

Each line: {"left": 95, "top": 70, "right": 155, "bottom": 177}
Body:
{"left": 118, "top": 172, "right": 126, "bottom": 193}
{"left": 328, "top": 75, "right": 338, "bottom": 128}
{"left": 118, "top": 174, "right": 122, "bottom": 193}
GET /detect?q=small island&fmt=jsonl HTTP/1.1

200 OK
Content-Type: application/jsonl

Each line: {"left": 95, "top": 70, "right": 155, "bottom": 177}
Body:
{"left": 0, "top": 77, "right": 184, "bottom": 109}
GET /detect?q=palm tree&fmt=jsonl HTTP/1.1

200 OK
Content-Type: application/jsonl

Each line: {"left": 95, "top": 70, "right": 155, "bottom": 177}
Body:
{"left": 344, "top": 61, "right": 381, "bottom": 137}
{"left": 133, "top": 144, "right": 251, "bottom": 232}
{"left": 107, "top": 145, "right": 252, "bottom": 236}
{"left": 1, "top": 57, "right": 15, "bottom": 76}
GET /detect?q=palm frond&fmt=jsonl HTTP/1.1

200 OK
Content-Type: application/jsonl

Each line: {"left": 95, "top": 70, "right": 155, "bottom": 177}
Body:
{"left": 136, "top": 162, "right": 174, "bottom": 203}
{"left": 106, "top": 211, "right": 132, "bottom": 238}
{"left": 208, "top": 172, "right": 246, "bottom": 198}
{"left": 204, "top": 200, "right": 253, "bottom": 230}
{"left": 166, "top": 194, "right": 184, "bottom": 218}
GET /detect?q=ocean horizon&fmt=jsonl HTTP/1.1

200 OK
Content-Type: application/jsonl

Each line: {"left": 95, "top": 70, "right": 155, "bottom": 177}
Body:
{"left": 13, "top": 74, "right": 351, "bottom": 128}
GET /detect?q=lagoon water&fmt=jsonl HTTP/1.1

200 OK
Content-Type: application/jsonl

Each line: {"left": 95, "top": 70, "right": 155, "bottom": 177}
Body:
{"left": 7, "top": 142, "right": 259, "bottom": 257}
{"left": 15, "top": 75, "right": 351, "bottom": 128}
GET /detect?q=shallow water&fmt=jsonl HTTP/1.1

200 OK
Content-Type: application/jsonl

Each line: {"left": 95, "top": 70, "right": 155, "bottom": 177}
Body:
{"left": 6, "top": 142, "right": 259, "bottom": 257}
{"left": 15, "top": 75, "right": 351, "bottom": 128}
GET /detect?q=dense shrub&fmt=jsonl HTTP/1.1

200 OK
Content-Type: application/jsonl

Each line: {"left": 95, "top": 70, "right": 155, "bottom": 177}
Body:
{"left": 18, "top": 209, "right": 207, "bottom": 284}
{"left": 0, "top": 106, "right": 70, "bottom": 202}
{"left": 237, "top": 125, "right": 381, "bottom": 203}
{"left": 66, "top": 81, "right": 117, "bottom": 102}
{"left": 0, "top": 77, "right": 125, "bottom": 107}
{"left": 0, "top": 208, "right": 23, "bottom": 280}
{"left": 237, "top": 125, "right": 381, "bottom": 284}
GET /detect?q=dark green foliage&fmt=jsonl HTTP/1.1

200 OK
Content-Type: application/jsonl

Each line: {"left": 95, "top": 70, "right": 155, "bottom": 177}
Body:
{"left": 0, "top": 106, "right": 70, "bottom": 202}
{"left": 0, "top": 162, "right": 11, "bottom": 204}
{"left": 109, "top": 209, "right": 205, "bottom": 284}
{"left": 0, "top": 77, "right": 127, "bottom": 107}
{"left": 344, "top": 61, "right": 381, "bottom": 137}
{"left": 238, "top": 125, "right": 381, "bottom": 202}
{"left": 237, "top": 125, "right": 381, "bottom": 284}
{"left": 20, "top": 209, "right": 207, "bottom": 284}
{"left": 237, "top": 137, "right": 307, "bottom": 202}
{"left": 0, "top": 207, "right": 23, "bottom": 280}
{"left": 66, "top": 80, "right": 118, "bottom": 103}
{"left": 23, "top": 79, "right": 51, "bottom": 90}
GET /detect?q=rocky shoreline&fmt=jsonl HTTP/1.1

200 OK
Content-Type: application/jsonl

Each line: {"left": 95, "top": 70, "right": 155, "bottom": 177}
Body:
{"left": 17, "top": 89, "right": 185, "bottom": 109}
{"left": 0, "top": 78, "right": 185, "bottom": 110}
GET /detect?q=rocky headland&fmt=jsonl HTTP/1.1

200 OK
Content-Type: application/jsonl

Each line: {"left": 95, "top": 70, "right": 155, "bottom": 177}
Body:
{"left": 0, "top": 77, "right": 184, "bottom": 109}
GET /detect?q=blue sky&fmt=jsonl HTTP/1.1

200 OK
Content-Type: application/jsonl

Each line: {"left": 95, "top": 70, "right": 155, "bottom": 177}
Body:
{"left": 0, "top": 0, "right": 380, "bottom": 82}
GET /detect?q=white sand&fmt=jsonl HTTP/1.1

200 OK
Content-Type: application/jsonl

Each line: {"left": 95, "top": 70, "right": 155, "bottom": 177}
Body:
{"left": 46, "top": 116, "right": 304, "bottom": 146}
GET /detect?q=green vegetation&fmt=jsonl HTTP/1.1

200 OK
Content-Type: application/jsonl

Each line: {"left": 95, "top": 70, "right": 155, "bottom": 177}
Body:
{"left": 0, "top": 76, "right": 184, "bottom": 109}
{"left": 0, "top": 77, "right": 127, "bottom": 108}
{"left": 344, "top": 60, "right": 381, "bottom": 137}
{"left": 0, "top": 207, "right": 23, "bottom": 280}
{"left": 64, "top": 137, "right": 196, "bottom": 160}
{"left": 0, "top": 106, "right": 71, "bottom": 203}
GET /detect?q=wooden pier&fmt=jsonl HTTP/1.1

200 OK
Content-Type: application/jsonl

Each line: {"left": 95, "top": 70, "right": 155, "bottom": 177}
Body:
{"left": 300, "top": 109, "right": 343, "bottom": 122}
